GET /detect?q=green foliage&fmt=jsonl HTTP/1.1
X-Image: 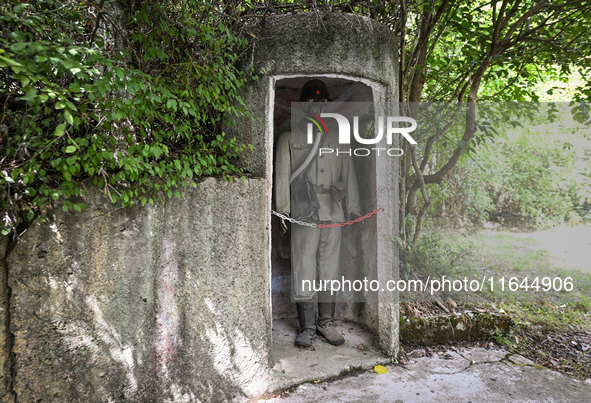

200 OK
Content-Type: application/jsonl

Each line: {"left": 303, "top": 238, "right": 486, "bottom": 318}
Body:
{"left": 400, "top": 230, "right": 476, "bottom": 280}
{"left": 430, "top": 105, "right": 591, "bottom": 226}
{"left": 0, "top": 0, "right": 250, "bottom": 235}
{"left": 394, "top": 0, "right": 591, "bottom": 246}
{"left": 428, "top": 168, "right": 496, "bottom": 223}
{"left": 420, "top": 1, "right": 591, "bottom": 104}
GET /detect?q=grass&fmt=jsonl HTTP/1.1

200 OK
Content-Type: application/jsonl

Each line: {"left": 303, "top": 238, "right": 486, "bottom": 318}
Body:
{"left": 460, "top": 230, "right": 591, "bottom": 310}
{"left": 404, "top": 227, "right": 591, "bottom": 315}
{"left": 402, "top": 225, "right": 591, "bottom": 380}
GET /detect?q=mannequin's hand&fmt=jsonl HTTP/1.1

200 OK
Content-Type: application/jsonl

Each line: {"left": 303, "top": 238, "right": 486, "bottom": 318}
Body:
{"left": 279, "top": 213, "right": 290, "bottom": 233}
{"left": 350, "top": 212, "right": 364, "bottom": 227}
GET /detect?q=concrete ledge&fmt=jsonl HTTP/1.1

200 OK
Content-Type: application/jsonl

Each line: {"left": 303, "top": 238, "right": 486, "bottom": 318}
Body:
{"left": 401, "top": 312, "right": 514, "bottom": 346}
{"left": 270, "top": 346, "right": 591, "bottom": 402}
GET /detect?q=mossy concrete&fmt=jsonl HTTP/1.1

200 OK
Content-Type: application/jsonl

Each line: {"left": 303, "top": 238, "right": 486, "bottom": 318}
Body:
{"left": 272, "top": 346, "right": 591, "bottom": 402}
{"left": 400, "top": 312, "right": 514, "bottom": 346}
{"left": 235, "top": 12, "right": 399, "bottom": 176}
{"left": 0, "top": 236, "right": 14, "bottom": 403}
{"left": 1, "top": 12, "right": 403, "bottom": 401}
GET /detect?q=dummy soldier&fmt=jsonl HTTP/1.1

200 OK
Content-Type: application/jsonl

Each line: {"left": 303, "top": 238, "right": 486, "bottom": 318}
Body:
{"left": 274, "top": 79, "right": 361, "bottom": 347}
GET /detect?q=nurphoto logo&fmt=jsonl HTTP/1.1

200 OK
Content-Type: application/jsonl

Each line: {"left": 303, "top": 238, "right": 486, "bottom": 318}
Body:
{"left": 302, "top": 106, "right": 418, "bottom": 157}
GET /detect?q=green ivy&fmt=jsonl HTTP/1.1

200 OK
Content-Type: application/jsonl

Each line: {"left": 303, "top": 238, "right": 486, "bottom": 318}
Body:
{"left": 0, "top": 0, "right": 252, "bottom": 235}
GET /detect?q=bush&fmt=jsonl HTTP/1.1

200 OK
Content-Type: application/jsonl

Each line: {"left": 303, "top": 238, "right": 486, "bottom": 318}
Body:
{"left": 0, "top": 0, "right": 251, "bottom": 235}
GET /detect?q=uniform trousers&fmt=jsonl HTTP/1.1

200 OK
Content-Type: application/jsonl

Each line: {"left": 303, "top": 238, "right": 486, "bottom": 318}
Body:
{"left": 291, "top": 223, "right": 341, "bottom": 301}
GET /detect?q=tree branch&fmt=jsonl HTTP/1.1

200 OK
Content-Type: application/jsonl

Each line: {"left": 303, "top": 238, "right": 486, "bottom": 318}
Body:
{"left": 89, "top": 0, "right": 107, "bottom": 46}
{"left": 0, "top": 94, "right": 27, "bottom": 110}
{"left": 492, "top": 0, "right": 510, "bottom": 46}
{"left": 409, "top": 145, "right": 432, "bottom": 249}
{"left": 502, "top": 0, "right": 548, "bottom": 45}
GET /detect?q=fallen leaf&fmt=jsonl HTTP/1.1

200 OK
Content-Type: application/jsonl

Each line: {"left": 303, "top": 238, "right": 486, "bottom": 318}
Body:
{"left": 374, "top": 365, "right": 388, "bottom": 374}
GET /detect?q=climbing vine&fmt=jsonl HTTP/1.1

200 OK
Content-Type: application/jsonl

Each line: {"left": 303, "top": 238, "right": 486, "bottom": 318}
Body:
{"left": 0, "top": 0, "right": 251, "bottom": 235}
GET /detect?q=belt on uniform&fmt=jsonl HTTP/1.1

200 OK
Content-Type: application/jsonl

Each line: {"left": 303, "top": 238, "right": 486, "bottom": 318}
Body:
{"left": 312, "top": 183, "right": 346, "bottom": 201}
{"left": 312, "top": 185, "right": 331, "bottom": 194}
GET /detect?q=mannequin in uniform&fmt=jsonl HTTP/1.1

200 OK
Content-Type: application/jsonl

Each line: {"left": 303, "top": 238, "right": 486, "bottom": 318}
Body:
{"left": 274, "top": 79, "right": 361, "bottom": 347}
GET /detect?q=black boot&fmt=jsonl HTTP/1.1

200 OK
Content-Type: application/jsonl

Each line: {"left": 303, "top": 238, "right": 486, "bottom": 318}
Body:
{"left": 295, "top": 301, "right": 316, "bottom": 347}
{"left": 316, "top": 302, "right": 345, "bottom": 346}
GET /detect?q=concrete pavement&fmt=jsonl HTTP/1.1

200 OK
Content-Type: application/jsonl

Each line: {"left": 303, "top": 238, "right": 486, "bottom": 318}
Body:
{"left": 265, "top": 346, "right": 591, "bottom": 402}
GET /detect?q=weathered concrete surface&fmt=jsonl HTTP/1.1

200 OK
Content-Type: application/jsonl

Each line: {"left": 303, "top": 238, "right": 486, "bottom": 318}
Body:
{"left": 236, "top": 12, "right": 399, "bottom": 176}
{"left": 401, "top": 312, "right": 513, "bottom": 346}
{"left": 6, "top": 178, "right": 271, "bottom": 402}
{"left": 269, "top": 318, "right": 387, "bottom": 392}
{"left": 267, "top": 347, "right": 591, "bottom": 402}
{"left": 248, "top": 13, "right": 398, "bottom": 89}
{"left": 0, "top": 236, "right": 14, "bottom": 403}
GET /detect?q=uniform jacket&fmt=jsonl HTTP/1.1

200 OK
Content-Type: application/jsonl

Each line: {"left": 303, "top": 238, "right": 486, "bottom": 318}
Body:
{"left": 274, "top": 127, "right": 361, "bottom": 223}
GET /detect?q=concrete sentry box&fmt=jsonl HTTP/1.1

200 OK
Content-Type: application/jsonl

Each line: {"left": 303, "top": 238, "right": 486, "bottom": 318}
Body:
{"left": 230, "top": 12, "right": 400, "bottom": 362}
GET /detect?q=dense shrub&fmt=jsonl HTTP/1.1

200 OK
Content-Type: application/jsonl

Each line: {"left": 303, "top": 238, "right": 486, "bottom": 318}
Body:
{"left": 0, "top": 1, "right": 250, "bottom": 235}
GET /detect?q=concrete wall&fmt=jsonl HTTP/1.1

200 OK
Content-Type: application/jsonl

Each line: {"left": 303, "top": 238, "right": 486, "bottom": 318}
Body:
{"left": 0, "top": 237, "right": 13, "bottom": 403}
{"left": 3, "top": 178, "right": 270, "bottom": 402}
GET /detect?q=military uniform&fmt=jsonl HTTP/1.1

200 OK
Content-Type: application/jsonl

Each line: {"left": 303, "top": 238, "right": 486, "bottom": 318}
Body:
{"left": 274, "top": 79, "right": 361, "bottom": 348}
{"left": 274, "top": 127, "right": 361, "bottom": 301}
